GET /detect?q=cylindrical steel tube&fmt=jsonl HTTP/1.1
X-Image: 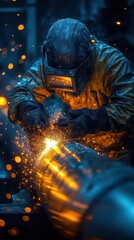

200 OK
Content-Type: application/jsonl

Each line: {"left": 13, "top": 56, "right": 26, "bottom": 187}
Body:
{"left": 35, "top": 141, "right": 134, "bottom": 240}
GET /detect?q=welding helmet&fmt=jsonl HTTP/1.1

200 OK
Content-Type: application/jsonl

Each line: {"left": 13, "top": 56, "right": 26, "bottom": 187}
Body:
{"left": 41, "top": 18, "right": 91, "bottom": 94}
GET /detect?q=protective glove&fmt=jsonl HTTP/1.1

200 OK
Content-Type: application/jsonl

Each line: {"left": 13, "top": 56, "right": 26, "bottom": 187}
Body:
{"left": 57, "top": 107, "right": 111, "bottom": 138}
{"left": 17, "top": 101, "right": 49, "bottom": 135}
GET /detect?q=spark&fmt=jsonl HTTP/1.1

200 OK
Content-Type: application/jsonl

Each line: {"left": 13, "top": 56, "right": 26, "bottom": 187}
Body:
{"left": 91, "top": 39, "right": 95, "bottom": 43}
{"left": 116, "top": 21, "right": 121, "bottom": 25}
{"left": 40, "top": 138, "right": 58, "bottom": 157}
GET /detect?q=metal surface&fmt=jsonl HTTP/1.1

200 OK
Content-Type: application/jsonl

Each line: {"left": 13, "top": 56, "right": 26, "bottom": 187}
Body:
{"left": 35, "top": 141, "right": 134, "bottom": 240}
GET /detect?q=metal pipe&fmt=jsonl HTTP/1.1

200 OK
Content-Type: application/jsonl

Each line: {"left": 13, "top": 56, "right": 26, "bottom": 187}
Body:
{"left": 35, "top": 140, "right": 134, "bottom": 240}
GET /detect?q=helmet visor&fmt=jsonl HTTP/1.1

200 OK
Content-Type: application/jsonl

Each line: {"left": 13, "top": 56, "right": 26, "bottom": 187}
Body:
{"left": 42, "top": 44, "right": 90, "bottom": 93}
{"left": 46, "top": 75, "right": 76, "bottom": 92}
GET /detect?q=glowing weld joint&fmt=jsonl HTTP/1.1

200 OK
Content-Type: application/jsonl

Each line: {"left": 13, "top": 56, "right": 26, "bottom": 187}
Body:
{"left": 39, "top": 138, "right": 58, "bottom": 160}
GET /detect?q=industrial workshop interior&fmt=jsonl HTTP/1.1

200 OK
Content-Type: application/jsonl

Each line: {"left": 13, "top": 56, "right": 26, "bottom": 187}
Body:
{"left": 0, "top": 0, "right": 134, "bottom": 239}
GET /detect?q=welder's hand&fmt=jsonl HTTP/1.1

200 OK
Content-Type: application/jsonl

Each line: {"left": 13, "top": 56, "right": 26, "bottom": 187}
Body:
{"left": 17, "top": 101, "right": 49, "bottom": 135}
{"left": 57, "top": 108, "right": 90, "bottom": 138}
{"left": 57, "top": 108, "right": 111, "bottom": 138}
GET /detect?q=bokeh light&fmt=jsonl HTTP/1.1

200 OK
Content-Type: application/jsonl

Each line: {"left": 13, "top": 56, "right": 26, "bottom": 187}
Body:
{"left": 6, "top": 164, "right": 12, "bottom": 171}
{"left": 15, "top": 156, "right": 21, "bottom": 163}
{"left": 8, "top": 63, "right": 14, "bottom": 69}
{"left": 18, "top": 24, "right": 24, "bottom": 30}
{"left": 8, "top": 227, "right": 19, "bottom": 236}
{"left": 21, "top": 55, "right": 26, "bottom": 60}
{"left": 22, "top": 215, "right": 30, "bottom": 222}
{"left": 6, "top": 193, "right": 12, "bottom": 200}
{"left": 11, "top": 172, "right": 16, "bottom": 178}
{"left": 0, "top": 96, "right": 7, "bottom": 108}
{"left": 0, "top": 219, "right": 6, "bottom": 227}
{"left": 24, "top": 207, "right": 31, "bottom": 213}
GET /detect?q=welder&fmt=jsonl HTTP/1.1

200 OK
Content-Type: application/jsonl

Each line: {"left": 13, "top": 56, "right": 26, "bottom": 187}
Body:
{"left": 8, "top": 18, "right": 134, "bottom": 163}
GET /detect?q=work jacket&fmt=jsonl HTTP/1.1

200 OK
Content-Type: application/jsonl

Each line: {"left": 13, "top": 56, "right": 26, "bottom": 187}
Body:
{"left": 8, "top": 36, "right": 134, "bottom": 160}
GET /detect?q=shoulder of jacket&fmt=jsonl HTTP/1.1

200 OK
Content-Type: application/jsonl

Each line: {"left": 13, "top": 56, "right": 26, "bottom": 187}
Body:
{"left": 30, "top": 58, "right": 42, "bottom": 70}
{"left": 90, "top": 35, "right": 125, "bottom": 62}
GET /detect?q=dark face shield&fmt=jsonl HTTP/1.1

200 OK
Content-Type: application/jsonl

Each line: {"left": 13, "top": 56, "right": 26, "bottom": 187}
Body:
{"left": 41, "top": 45, "right": 91, "bottom": 94}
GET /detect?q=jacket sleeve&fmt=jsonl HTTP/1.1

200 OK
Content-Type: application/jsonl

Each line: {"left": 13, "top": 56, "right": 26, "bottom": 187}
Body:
{"left": 104, "top": 49, "right": 134, "bottom": 132}
{"left": 8, "top": 59, "right": 51, "bottom": 123}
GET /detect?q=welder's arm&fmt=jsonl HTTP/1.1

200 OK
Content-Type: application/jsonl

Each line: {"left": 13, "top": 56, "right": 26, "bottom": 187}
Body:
{"left": 57, "top": 107, "right": 111, "bottom": 138}
{"left": 16, "top": 101, "right": 49, "bottom": 134}
{"left": 57, "top": 52, "right": 134, "bottom": 138}
{"left": 104, "top": 54, "right": 134, "bottom": 132}
{"left": 8, "top": 59, "right": 51, "bottom": 125}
